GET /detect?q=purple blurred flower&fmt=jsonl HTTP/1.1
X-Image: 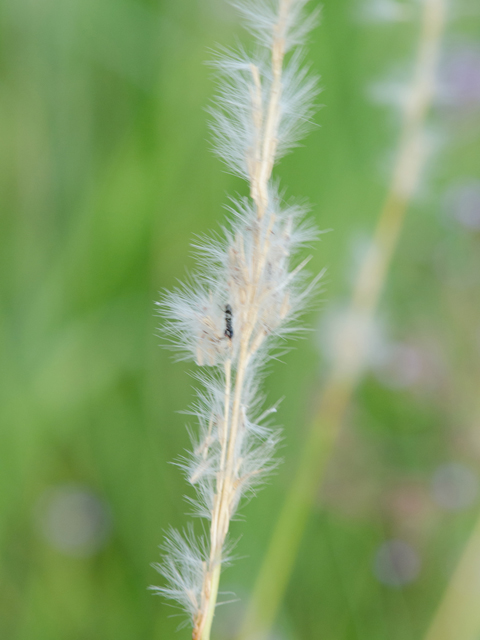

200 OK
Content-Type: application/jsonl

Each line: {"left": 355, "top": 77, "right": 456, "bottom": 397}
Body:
{"left": 431, "top": 462, "right": 478, "bottom": 511}
{"left": 440, "top": 44, "right": 480, "bottom": 111}
{"left": 444, "top": 181, "right": 480, "bottom": 231}
{"left": 35, "top": 484, "right": 112, "bottom": 557}
{"left": 373, "top": 539, "right": 421, "bottom": 587}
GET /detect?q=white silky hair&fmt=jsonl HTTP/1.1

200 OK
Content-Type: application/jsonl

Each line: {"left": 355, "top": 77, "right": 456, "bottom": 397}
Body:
{"left": 153, "top": 0, "right": 322, "bottom": 633}
{"left": 209, "top": 45, "right": 320, "bottom": 176}
{"left": 150, "top": 527, "right": 207, "bottom": 620}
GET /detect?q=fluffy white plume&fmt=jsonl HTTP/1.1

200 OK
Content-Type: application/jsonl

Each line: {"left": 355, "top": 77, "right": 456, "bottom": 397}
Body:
{"left": 153, "top": 1, "right": 321, "bottom": 637}
{"left": 232, "top": 0, "right": 320, "bottom": 51}
{"left": 159, "top": 188, "right": 319, "bottom": 368}
{"left": 150, "top": 527, "right": 208, "bottom": 621}
{"left": 209, "top": 42, "right": 319, "bottom": 177}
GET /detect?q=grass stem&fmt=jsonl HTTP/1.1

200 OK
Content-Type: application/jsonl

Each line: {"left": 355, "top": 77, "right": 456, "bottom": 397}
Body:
{"left": 422, "top": 511, "right": 480, "bottom": 640}
{"left": 237, "top": 1, "right": 447, "bottom": 637}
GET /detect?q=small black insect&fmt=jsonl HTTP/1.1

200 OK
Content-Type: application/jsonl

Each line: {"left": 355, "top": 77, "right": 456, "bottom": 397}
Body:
{"left": 224, "top": 304, "right": 234, "bottom": 340}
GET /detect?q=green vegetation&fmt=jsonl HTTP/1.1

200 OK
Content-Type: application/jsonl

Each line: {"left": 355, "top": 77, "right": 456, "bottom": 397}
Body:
{"left": 1, "top": 1, "right": 479, "bottom": 639}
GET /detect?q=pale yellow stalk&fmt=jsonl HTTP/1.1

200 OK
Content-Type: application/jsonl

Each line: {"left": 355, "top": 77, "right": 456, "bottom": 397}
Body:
{"left": 238, "top": 0, "right": 447, "bottom": 638}
{"left": 422, "top": 510, "right": 480, "bottom": 640}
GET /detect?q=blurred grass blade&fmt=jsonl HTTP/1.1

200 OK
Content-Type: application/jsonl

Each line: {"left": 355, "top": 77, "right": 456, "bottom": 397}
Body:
{"left": 424, "top": 512, "right": 480, "bottom": 640}
{"left": 237, "top": 0, "right": 447, "bottom": 637}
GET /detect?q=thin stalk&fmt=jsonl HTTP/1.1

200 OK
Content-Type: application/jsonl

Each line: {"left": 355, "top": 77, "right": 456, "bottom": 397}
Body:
{"left": 255, "top": 1, "right": 290, "bottom": 218}
{"left": 422, "top": 508, "right": 480, "bottom": 640}
{"left": 237, "top": 0, "right": 447, "bottom": 637}
{"left": 200, "top": 563, "right": 221, "bottom": 640}
{"left": 220, "top": 359, "right": 232, "bottom": 473}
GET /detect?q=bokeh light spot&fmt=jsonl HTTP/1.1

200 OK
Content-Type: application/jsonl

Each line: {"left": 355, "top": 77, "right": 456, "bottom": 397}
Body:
{"left": 35, "top": 484, "right": 112, "bottom": 557}
{"left": 444, "top": 181, "right": 480, "bottom": 231}
{"left": 373, "top": 540, "right": 421, "bottom": 587}
{"left": 431, "top": 462, "right": 478, "bottom": 511}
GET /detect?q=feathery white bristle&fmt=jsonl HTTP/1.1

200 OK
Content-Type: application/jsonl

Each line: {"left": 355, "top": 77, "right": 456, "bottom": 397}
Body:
{"left": 150, "top": 528, "right": 207, "bottom": 618}
{"left": 154, "top": 1, "right": 321, "bottom": 634}
{"left": 209, "top": 47, "right": 319, "bottom": 176}
{"left": 232, "top": 0, "right": 320, "bottom": 51}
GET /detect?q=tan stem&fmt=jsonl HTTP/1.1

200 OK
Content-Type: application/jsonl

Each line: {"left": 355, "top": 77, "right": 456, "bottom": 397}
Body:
{"left": 201, "top": 563, "right": 221, "bottom": 640}
{"left": 193, "top": 343, "right": 253, "bottom": 639}
{"left": 226, "top": 346, "right": 250, "bottom": 475}
{"left": 249, "top": 64, "right": 264, "bottom": 204}
{"left": 422, "top": 509, "right": 480, "bottom": 640}
{"left": 254, "top": 0, "right": 291, "bottom": 218}
{"left": 220, "top": 359, "right": 232, "bottom": 473}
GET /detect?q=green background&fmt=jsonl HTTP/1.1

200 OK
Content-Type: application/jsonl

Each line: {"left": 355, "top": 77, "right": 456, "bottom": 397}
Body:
{"left": 1, "top": 0, "right": 480, "bottom": 638}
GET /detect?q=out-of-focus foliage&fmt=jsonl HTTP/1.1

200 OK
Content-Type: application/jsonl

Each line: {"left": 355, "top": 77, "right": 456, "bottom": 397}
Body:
{"left": 0, "top": 0, "right": 479, "bottom": 639}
